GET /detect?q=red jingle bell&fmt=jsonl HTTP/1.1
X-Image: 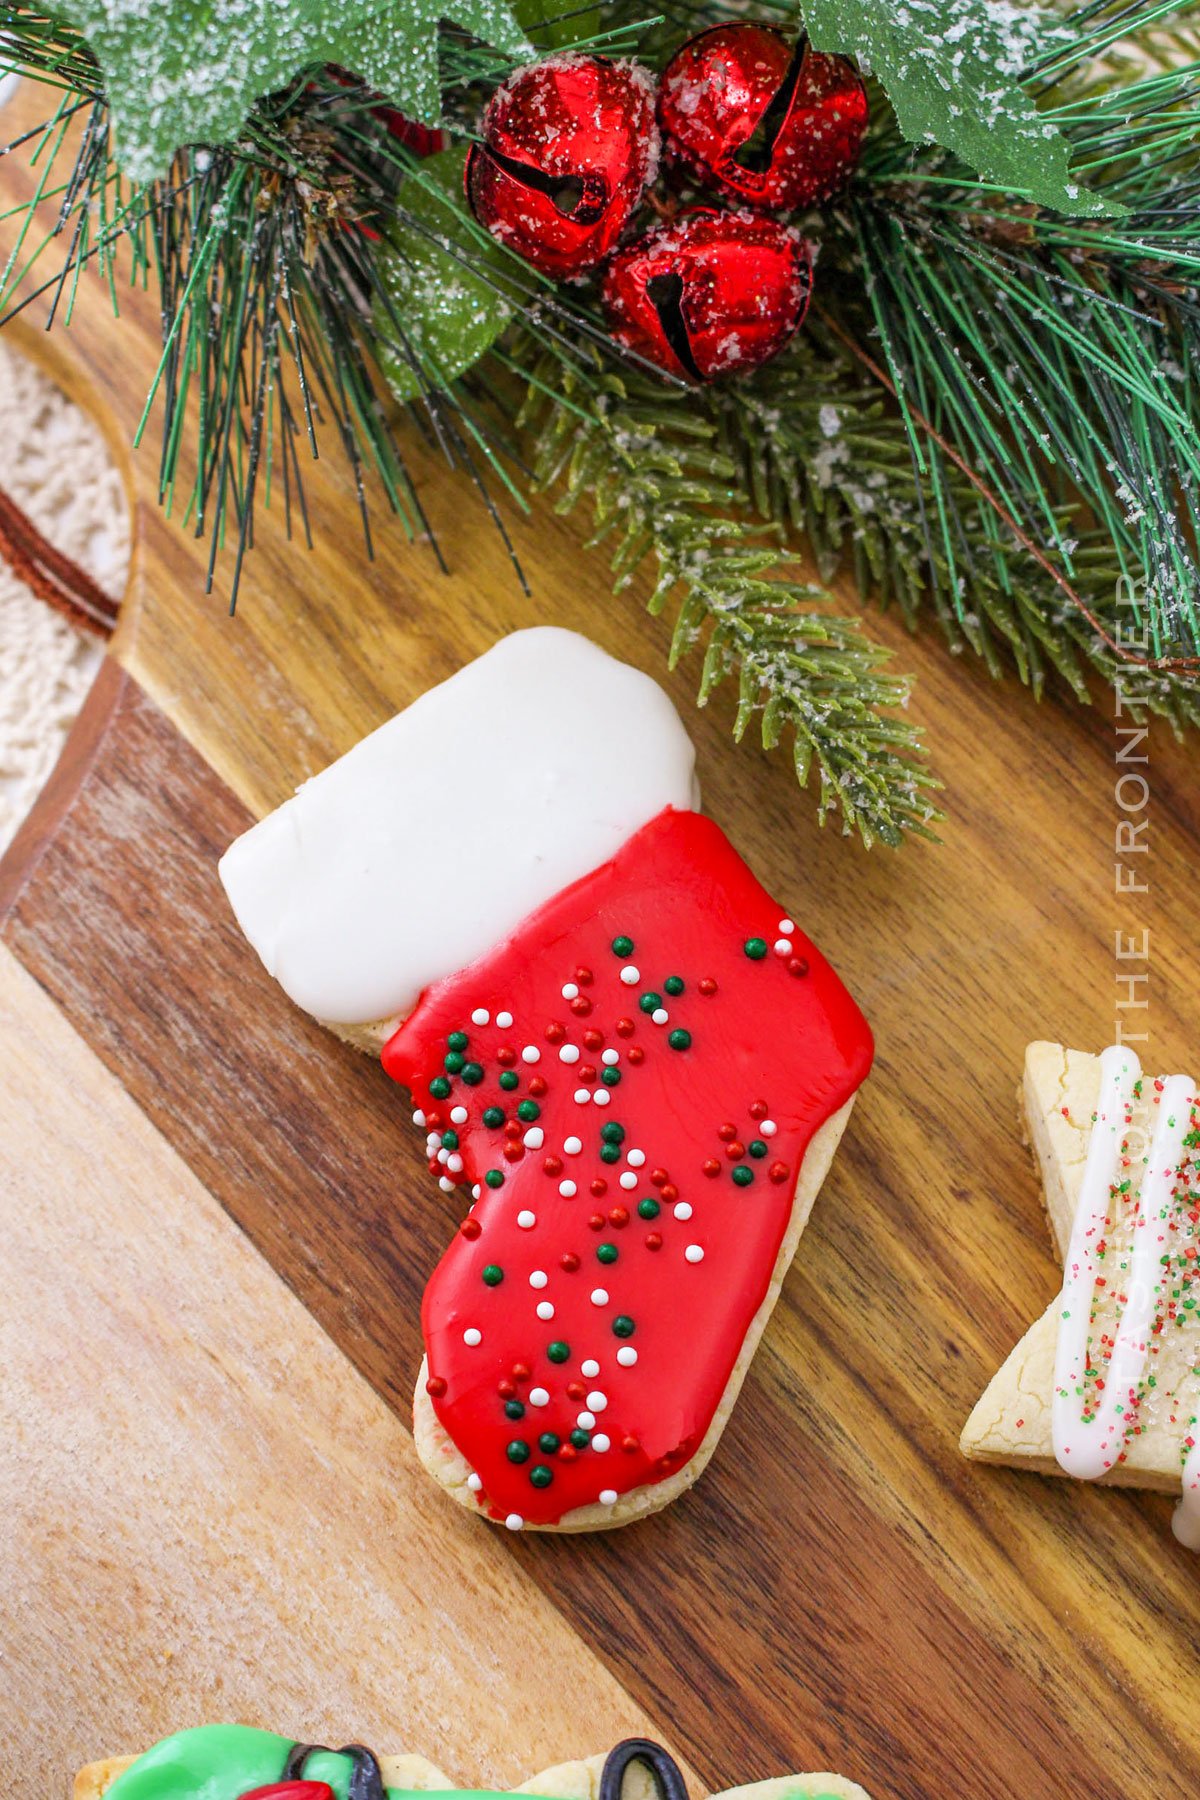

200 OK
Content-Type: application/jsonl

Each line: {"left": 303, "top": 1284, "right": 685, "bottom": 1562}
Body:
{"left": 659, "top": 23, "right": 867, "bottom": 213}
{"left": 602, "top": 208, "right": 812, "bottom": 384}
{"left": 466, "top": 54, "right": 659, "bottom": 278}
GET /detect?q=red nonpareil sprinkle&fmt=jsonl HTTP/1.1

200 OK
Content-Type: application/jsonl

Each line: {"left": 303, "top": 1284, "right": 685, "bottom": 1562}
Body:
{"left": 583, "top": 1028, "right": 604, "bottom": 1050}
{"left": 575, "top": 966, "right": 594, "bottom": 986}
{"left": 530, "top": 1075, "right": 548, "bottom": 1096}
{"left": 512, "top": 1362, "right": 530, "bottom": 1381}
{"left": 571, "top": 995, "right": 593, "bottom": 1016}
{"left": 589, "top": 1213, "right": 605, "bottom": 1231}
{"left": 609, "top": 1206, "right": 630, "bottom": 1227}
{"left": 787, "top": 957, "right": 809, "bottom": 978}
{"left": 628, "top": 1046, "right": 646, "bottom": 1065}
{"left": 703, "top": 1158, "right": 722, "bottom": 1178}
{"left": 566, "top": 1380, "right": 586, "bottom": 1401}
{"left": 591, "top": 1178, "right": 608, "bottom": 1197}
{"left": 460, "top": 1218, "right": 482, "bottom": 1239}
{"left": 749, "top": 1099, "right": 768, "bottom": 1119}
{"left": 616, "top": 1017, "right": 635, "bottom": 1037}
{"left": 718, "top": 1122, "right": 738, "bottom": 1142}
{"left": 426, "top": 1376, "right": 448, "bottom": 1397}
{"left": 660, "top": 1183, "right": 678, "bottom": 1203}
{"left": 497, "top": 1046, "right": 517, "bottom": 1066}
{"left": 503, "top": 1143, "right": 524, "bottom": 1162}
{"left": 544, "top": 1155, "right": 564, "bottom": 1177}
{"left": 645, "top": 1232, "right": 662, "bottom": 1250}
{"left": 699, "top": 977, "right": 717, "bottom": 996}
{"left": 768, "top": 1161, "right": 789, "bottom": 1184}
{"left": 546, "top": 1021, "right": 567, "bottom": 1044}
{"left": 650, "top": 1168, "right": 669, "bottom": 1187}
{"left": 560, "top": 1252, "right": 580, "bottom": 1272}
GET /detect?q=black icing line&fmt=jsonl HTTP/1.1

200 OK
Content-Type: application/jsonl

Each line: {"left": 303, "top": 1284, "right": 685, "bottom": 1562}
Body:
{"left": 599, "top": 1740, "right": 690, "bottom": 1800}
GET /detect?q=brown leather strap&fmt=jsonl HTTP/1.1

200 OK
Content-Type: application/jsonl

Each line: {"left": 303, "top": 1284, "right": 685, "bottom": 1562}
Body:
{"left": 0, "top": 482, "right": 120, "bottom": 637}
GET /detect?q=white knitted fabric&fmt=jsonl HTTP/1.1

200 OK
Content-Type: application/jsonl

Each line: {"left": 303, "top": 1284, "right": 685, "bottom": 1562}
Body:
{"left": 0, "top": 339, "right": 130, "bottom": 856}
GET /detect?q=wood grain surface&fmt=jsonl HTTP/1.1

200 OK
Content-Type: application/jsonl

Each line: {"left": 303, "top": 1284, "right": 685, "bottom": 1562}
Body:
{"left": 4, "top": 76, "right": 1200, "bottom": 1800}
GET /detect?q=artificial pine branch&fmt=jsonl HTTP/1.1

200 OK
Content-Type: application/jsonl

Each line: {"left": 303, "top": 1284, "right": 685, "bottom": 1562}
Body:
{"left": 514, "top": 340, "right": 941, "bottom": 848}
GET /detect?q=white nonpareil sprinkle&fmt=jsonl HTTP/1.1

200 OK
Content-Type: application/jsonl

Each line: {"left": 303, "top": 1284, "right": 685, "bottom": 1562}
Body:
{"left": 561, "top": 982, "right": 579, "bottom": 1000}
{"left": 505, "top": 1514, "right": 524, "bottom": 1531}
{"left": 602, "top": 1048, "right": 620, "bottom": 1066}
{"left": 559, "top": 1044, "right": 581, "bottom": 1064}
{"left": 438, "top": 1176, "right": 454, "bottom": 1193}
{"left": 437, "top": 1148, "right": 449, "bottom": 1164}
{"left": 774, "top": 939, "right": 792, "bottom": 956}
{"left": 523, "top": 1127, "right": 545, "bottom": 1149}
{"left": 617, "top": 1347, "right": 638, "bottom": 1367}
{"left": 599, "top": 1489, "right": 618, "bottom": 1506}
{"left": 778, "top": 918, "right": 795, "bottom": 934}
{"left": 626, "top": 1148, "right": 646, "bottom": 1167}
{"left": 564, "top": 1136, "right": 583, "bottom": 1155}
{"left": 529, "top": 1387, "right": 550, "bottom": 1407}
{"left": 591, "top": 1433, "right": 612, "bottom": 1453}
{"left": 467, "top": 1473, "right": 482, "bottom": 1493}
{"left": 559, "top": 1179, "right": 577, "bottom": 1197}
{"left": 447, "top": 1154, "right": 463, "bottom": 1173}
{"left": 587, "top": 1390, "right": 608, "bottom": 1412}
{"left": 619, "top": 965, "right": 640, "bottom": 985}
{"left": 574, "top": 1088, "right": 591, "bottom": 1104}
{"left": 651, "top": 1008, "right": 668, "bottom": 1025}
{"left": 471, "top": 1183, "right": 481, "bottom": 1200}
{"left": 581, "top": 1358, "right": 600, "bottom": 1378}
{"left": 593, "top": 1089, "right": 611, "bottom": 1107}
{"left": 529, "top": 1270, "right": 548, "bottom": 1289}
{"left": 521, "top": 1045, "right": 541, "bottom": 1064}
{"left": 619, "top": 1172, "right": 637, "bottom": 1190}
{"left": 450, "top": 1106, "right": 468, "bottom": 1125}
{"left": 761, "top": 1120, "right": 777, "bottom": 1136}
{"left": 517, "top": 1210, "right": 536, "bottom": 1230}
{"left": 673, "top": 1201, "right": 693, "bottom": 1220}
{"left": 685, "top": 1244, "right": 704, "bottom": 1264}
{"left": 536, "top": 1302, "right": 555, "bottom": 1321}
{"left": 412, "top": 1109, "right": 426, "bottom": 1127}
{"left": 471, "top": 1008, "right": 490, "bottom": 1025}
{"left": 591, "top": 1287, "right": 609, "bottom": 1306}
{"left": 496, "top": 1011, "right": 513, "bottom": 1029}
{"left": 577, "top": 1410, "right": 596, "bottom": 1430}
{"left": 463, "top": 1328, "right": 482, "bottom": 1346}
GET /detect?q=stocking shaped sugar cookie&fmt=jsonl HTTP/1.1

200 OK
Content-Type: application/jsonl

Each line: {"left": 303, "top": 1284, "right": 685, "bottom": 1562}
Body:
{"left": 221, "top": 628, "right": 873, "bottom": 1530}
{"left": 961, "top": 1040, "right": 1200, "bottom": 1547}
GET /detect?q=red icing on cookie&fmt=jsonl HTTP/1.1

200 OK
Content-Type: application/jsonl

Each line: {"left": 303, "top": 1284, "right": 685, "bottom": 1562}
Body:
{"left": 382, "top": 808, "right": 872, "bottom": 1525}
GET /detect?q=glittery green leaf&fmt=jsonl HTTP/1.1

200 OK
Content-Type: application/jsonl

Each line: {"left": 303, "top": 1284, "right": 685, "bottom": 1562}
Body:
{"left": 801, "top": 0, "right": 1123, "bottom": 217}
{"left": 376, "top": 147, "right": 516, "bottom": 401}
{"left": 48, "top": 0, "right": 531, "bottom": 181}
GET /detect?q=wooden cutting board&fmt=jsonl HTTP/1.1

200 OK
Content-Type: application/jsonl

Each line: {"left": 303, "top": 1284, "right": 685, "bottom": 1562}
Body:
{"left": 4, "top": 80, "right": 1200, "bottom": 1800}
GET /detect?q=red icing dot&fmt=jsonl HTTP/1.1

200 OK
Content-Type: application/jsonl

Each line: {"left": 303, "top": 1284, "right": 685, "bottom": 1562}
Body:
{"left": 622, "top": 1435, "right": 640, "bottom": 1453}
{"left": 616, "top": 1017, "right": 635, "bottom": 1037}
{"left": 426, "top": 1375, "right": 447, "bottom": 1397}
{"left": 546, "top": 1022, "right": 567, "bottom": 1044}
{"left": 460, "top": 1218, "right": 482, "bottom": 1240}
{"left": 560, "top": 1252, "right": 580, "bottom": 1272}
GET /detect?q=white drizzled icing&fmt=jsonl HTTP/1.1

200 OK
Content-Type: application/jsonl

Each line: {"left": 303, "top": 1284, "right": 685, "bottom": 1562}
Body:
{"left": 1052, "top": 1044, "right": 1200, "bottom": 1547}
{"left": 219, "top": 629, "right": 699, "bottom": 1024}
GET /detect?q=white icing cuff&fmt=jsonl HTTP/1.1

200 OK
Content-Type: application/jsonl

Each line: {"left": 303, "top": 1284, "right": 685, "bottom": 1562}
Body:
{"left": 219, "top": 627, "right": 699, "bottom": 1025}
